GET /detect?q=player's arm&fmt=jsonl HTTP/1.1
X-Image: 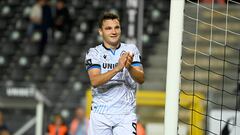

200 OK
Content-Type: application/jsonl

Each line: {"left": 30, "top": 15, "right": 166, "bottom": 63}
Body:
{"left": 87, "top": 53, "right": 127, "bottom": 87}
{"left": 126, "top": 53, "right": 144, "bottom": 84}
{"left": 88, "top": 68, "right": 119, "bottom": 87}
{"left": 128, "top": 65, "right": 144, "bottom": 84}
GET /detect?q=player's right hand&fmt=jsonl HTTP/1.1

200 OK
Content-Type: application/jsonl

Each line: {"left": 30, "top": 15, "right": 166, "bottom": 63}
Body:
{"left": 116, "top": 53, "right": 128, "bottom": 72}
{"left": 125, "top": 52, "right": 134, "bottom": 69}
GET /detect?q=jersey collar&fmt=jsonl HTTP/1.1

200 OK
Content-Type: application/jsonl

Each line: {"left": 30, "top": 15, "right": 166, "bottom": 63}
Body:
{"left": 102, "top": 43, "right": 121, "bottom": 51}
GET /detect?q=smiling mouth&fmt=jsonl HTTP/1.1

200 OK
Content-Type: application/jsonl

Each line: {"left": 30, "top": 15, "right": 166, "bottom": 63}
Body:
{"left": 110, "top": 36, "right": 118, "bottom": 38}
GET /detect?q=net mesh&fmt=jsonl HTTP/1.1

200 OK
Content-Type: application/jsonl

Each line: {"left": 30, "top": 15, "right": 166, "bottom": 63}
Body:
{"left": 180, "top": 0, "right": 240, "bottom": 135}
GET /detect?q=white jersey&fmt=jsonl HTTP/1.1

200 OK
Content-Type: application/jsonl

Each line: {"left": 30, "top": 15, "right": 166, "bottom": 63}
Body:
{"left": 85, "top": 43, "right": 142, "bottom": 114}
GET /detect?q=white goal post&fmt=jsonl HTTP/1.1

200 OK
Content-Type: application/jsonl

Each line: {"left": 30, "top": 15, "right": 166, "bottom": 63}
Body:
{"left": 164, "top": 0, "right": 185, "bottom": 135}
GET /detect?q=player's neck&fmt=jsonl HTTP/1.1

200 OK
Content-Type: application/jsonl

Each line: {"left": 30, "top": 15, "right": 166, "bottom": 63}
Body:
{"left": 103, "top": 42, "right": 120, "bottom": 50}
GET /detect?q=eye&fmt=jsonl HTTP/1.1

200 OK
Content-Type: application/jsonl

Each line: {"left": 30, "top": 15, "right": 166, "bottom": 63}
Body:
{"left": 105, "top": 27, "right": 111, "bottom": 30}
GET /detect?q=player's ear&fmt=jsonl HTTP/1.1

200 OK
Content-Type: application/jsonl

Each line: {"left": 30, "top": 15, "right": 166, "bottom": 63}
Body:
{"left": 98, "top": 28, "right": 102, "bottom": 36}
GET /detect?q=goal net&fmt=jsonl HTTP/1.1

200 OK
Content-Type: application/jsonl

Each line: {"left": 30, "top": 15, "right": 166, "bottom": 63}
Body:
{"left": 180, "top": 0, "right": 240, "bottom": 135}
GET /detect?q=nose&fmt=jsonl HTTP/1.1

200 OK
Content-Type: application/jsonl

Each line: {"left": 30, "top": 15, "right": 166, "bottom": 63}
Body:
{"left": 112, "top": 28, "right": 117, "bottom": 34}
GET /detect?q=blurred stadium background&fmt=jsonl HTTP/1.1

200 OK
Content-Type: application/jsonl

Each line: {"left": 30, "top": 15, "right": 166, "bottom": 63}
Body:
{"left": 0, "top": 0, "right": 239, "bottom": 135}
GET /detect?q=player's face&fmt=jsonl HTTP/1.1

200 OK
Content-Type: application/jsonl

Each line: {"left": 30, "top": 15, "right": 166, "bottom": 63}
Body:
{"left": 99, "top": 19, "right": 121, "bottom": 48}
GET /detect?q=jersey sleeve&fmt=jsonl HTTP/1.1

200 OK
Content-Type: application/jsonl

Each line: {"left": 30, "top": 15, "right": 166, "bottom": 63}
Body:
{"left": 131, "top": 45, "right": 142, "bottom": 67}
{"left": 85, "top": 48, "right": 101, "bottom": 70}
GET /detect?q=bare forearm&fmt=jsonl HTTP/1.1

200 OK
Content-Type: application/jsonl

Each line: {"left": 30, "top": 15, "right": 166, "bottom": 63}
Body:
{"left": 88, "top": 53, "right": 127, "bottom": 87}
{"left": 90, "top": 68, "right": 119, "bottom": 87}
{"left": 128, "top": 66, "right": 144, "bottom": 84}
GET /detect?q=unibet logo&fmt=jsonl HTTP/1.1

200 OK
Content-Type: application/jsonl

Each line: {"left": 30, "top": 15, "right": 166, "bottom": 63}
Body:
{"left": 102, "top": 63, "right": 118, "bottom": 69}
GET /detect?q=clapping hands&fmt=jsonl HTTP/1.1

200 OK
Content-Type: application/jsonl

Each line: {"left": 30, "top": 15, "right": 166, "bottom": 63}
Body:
{"left": 125, "top": 52, "right": 134, "bottom": 69}
{"left": 116, "top": 52, "right": 134, "bottom": 72}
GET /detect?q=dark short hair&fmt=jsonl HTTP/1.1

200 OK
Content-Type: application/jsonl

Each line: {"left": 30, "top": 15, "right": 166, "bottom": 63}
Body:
{"left": 98, "top": 12, "right": 120, "bottom": 28}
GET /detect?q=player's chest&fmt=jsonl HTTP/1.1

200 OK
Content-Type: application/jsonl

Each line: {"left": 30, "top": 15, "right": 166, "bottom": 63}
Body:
{"left": 99, "top": 49, "right": 128, "bottom": 62}
{"left": 99, "top": 50, "right": 126, "bottom": 71}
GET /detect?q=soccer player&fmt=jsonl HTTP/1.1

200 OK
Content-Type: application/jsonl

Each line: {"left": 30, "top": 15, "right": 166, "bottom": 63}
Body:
{"left": 85, "top": 12, "right": 144, "bottom": 135}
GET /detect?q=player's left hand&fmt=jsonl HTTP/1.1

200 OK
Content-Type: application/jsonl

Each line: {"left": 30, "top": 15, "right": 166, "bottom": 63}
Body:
{"left": 125, "top": 52, "right": 134, "bottom": 69}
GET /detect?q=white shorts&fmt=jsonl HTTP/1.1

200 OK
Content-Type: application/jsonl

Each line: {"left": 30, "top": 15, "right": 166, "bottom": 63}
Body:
{"left": 88, "top": 112, "right": 137, "bottom": 135}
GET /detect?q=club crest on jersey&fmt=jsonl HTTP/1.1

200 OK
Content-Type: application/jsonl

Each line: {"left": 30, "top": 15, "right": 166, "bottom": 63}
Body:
{"left": 120, "top": 50, "right": 126, "bottom": 56}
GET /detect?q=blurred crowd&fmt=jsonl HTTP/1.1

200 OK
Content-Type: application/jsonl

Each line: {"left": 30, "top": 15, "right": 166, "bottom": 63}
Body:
{"left": 46, "top": 106, "right": 87, "bottom": 135}
{"left": 0, "top": 0, "right": 149, "bottom": 135}
{"left": 28, "top": 0, "right": 72, "bottom": 56}
{"left": 0, "top": 106, "right": 88, "bottom": 135}
{"left": 0, "top": 112, "right": 10, "bottom": 135}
